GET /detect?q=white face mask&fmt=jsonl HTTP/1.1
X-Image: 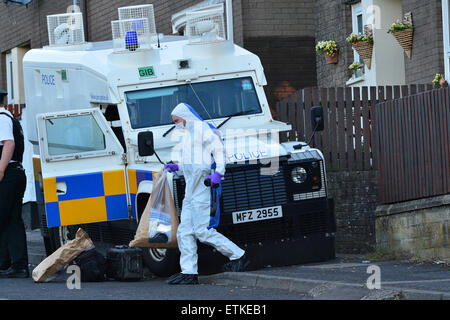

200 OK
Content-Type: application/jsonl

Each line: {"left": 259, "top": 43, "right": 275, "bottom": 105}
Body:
{"left": 175, "top": 121, "right": 185, "bottom": 129}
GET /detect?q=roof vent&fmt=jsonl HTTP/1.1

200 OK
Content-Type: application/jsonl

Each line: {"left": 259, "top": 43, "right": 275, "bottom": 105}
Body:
{"left": 47, "top": 12, "right": 85, "bottom": 46}
{"left": 111, "top": 4, "right": 158, "bottom": 53}
{"left": 185, "top": 5, "right": 225, "bottom": 44}
{"left": 118, "top": 4, "right": 157, "bottom": 37}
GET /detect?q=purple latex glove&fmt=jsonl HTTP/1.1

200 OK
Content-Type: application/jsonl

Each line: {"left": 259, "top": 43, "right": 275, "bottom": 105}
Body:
{"left": 204, "top": 172, "right": 222, "bottom": 187}
{"left": 165, "top": 163, "right": 179, "bottom": 173}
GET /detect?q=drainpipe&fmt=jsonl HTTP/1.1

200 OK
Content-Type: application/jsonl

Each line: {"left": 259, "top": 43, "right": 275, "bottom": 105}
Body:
{"left": 83, "top": 0, "right": 88, "bottom": 41}
{"left": 226, "top": 0, "right": 233, "bottom": 43}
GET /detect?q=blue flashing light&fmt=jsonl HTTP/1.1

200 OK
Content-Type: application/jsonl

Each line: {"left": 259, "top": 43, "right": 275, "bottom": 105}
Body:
{"left": 125, "top": 30, "right": 139, "bottom": 51}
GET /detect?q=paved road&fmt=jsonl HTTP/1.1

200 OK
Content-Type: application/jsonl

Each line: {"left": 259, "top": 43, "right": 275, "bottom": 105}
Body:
{"left": 21, "top": 230, "right": 450, "bottom": 301}
{"left": 0, "top": 274, "right": 309, "bottom": 300}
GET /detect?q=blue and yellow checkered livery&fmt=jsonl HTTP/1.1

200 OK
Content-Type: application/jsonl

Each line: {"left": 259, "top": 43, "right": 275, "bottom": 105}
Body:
{"left": 42, "top": 168, "right": 155, "bottom": 227}
{"left": 43, "top": 170, "right": 129, "bottom": 227}
{"left": 127, "top": 169, "right": 154, "bottom": 219}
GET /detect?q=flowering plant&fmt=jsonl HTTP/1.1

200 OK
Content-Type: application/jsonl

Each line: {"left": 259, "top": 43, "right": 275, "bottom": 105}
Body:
{"left": 315, "top": 40, "right": 338, "bottom": 56}
{"left": 388, "top": 20, "right": 414, "bottom": 33}
{"left": 346, "top": 33, "right": 373, "bottom": 45}
{"left": 348, "top": 61, "right": 364, "bottom": 71}
{"left": 432, "top": 74, "right": 447, "bottom": 87}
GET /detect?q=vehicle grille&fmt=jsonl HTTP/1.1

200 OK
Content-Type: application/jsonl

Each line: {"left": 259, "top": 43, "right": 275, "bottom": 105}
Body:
{"left": 173, "top": 165, "right": 288, "bottom": 214}
{"left": 221, "top": 166, "right": 288, "bottom": 213}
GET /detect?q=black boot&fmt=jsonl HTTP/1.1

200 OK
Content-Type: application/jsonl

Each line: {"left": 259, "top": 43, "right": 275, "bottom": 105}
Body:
{"left": 222, "top": 253, "right": 250, "bottom": 272}
{"left": 0, "top": 263, "right": 11, "bottom": 271}
{"left": 166, "top": 273, "right": 199, "bottom": 285}
{"left": 0, "top": 267, "right": 29, "bottom": 278}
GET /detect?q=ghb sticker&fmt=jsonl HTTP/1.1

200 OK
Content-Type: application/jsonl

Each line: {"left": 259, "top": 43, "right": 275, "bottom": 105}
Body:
{"left": 139, "top": 66, "right": 156, "bottom": 79}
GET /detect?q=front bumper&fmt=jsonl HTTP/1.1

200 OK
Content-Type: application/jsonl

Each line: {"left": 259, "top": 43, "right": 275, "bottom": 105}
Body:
{"left": 198, "top": 197, "right": 336, "bottom": 275}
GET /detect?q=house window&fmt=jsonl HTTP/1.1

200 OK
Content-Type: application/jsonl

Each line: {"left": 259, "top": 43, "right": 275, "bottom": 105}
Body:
{"left": 352, "top": 2, "right": 365, "bottom": 78}
{"left": 443, "top": 0, "right": 450, "bottom": 79}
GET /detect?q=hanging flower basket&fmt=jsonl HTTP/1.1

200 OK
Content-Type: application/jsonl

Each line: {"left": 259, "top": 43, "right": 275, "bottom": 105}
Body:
{"left": 346, "top": 33, "right": 374, "bottom": 69}
{"left": 432, "top": 74, "right": 447, "bottom": 88}
{"left": 316, "top": 40, "right": 339, "bottom": 64}
{"left": 388, "top": 20, "right": 414, "bottom": 59}
{"left": 348, "top": 61, "right": 364, "bottom": 71}
{"left": 324, "top": 50, "right": 339, "bottom": 64}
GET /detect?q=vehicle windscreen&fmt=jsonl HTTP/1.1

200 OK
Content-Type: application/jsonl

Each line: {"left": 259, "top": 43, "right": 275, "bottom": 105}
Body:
{"left": 125, "top": 77, "right": 262, "bottom": 129}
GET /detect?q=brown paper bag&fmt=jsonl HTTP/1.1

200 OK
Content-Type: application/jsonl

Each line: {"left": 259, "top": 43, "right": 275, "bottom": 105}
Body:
{"left": 129, "top": 169, "right": 179, "bottom": 248}
{"left": 32, "top": 228, "right": 94, "bottom": 283}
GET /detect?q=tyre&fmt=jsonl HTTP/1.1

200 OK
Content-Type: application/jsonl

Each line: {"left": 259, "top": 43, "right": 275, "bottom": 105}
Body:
{"left": 142, "top": 247, "right": 180, "bottom": 277}
{"left": 136, "top": 192, "right": 181, "bottom": 277}
{"left": 43, "top": 227, "right": 60, "bottom": 256}
{"left": 42, "top": 226, "right": 78, "bottom": 256}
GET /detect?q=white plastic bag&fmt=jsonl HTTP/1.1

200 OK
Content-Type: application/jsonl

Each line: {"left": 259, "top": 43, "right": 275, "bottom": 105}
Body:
{"left": 148, "top": 170, "right": 172, "bottom": 243}
{"left": 129, "top": 169, "right": 179, "bottom": 248}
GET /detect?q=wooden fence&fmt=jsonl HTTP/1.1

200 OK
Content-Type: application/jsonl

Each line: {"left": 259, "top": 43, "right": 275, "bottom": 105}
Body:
{"left": 376, "top": 87, "right": 450, "bottom": 204}
{"left": 275, "top": 84, "right": 435, "bottom": 172}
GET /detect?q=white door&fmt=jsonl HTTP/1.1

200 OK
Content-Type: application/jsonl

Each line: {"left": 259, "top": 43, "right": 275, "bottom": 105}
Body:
{"left": 36, "top": 108, "right": 128, "bottom": 227}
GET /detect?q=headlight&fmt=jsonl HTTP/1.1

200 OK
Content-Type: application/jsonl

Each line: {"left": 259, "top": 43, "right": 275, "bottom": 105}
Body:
{"left": 291, "top": 167, "right": 307, "bottom": 184}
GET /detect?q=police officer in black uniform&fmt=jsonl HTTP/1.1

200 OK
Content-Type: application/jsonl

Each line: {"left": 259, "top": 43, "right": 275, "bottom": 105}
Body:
{"left": 0, "top": 92, "right": 28, "bottom": 278}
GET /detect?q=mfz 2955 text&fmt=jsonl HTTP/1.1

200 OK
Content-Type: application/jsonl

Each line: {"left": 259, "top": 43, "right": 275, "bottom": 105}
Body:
{"left": 181, "top": 304, "right": 267, "bottom": 317}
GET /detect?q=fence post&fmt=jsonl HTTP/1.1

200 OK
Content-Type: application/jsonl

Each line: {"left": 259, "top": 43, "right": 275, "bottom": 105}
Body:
{"left": 328, "top": 87, "right": 338, "bottom": 171}
{"left": 337, "top": 87, "right": 346, "bottom": 170}
{"left": 353, "top": 87, "right": 363, "bottom": 171}
{"left": 320, "top": 88, "right": 330, "bottom": 171}
{"left": 361, "top": 87, "right": 371, "bottom": 170}
{"left": 295, "top": 90, "right": 305, "bottom": 142}
{"left": 345, "top": 87, "right": 354, "bottom": 171}
{"left": 303, "top": 87, "right": 312, "bottom": 146}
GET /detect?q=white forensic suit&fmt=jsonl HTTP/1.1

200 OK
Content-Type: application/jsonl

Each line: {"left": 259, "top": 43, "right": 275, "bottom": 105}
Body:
{"left": 171, "top": 103, "right": 245, "bottom": 275}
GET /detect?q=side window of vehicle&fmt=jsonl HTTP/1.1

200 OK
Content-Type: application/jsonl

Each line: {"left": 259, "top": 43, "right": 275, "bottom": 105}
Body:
{"left": 45, "top": 114, "right": 106, "bottom": 156}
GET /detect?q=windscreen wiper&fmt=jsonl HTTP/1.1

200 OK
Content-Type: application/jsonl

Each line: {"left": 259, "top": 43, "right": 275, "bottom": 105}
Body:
{"left": 163, "top": 109, "right": 258, "bottom": 137}
{"left": 216, "top": 110, "right": 258, "bottom": 129}
{"left": 163, "top": 125, "right": 175, "bottom": 137}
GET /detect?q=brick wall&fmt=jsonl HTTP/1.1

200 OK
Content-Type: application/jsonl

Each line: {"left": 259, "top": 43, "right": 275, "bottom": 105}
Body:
{"left": 0, "top": 0, "right": 311, "bottom": 101}
{"left": 314, "top": 0, "right": 353, "bottom": 87}
{"left": 402, "top": 0, "right": 445, "bottom": 85}
{"left": 241, "top": 0, "right": 317, "bottom": 109}
{"left": 0, "top": 0, "right": 213, "bottom": 90}
{"left": 327, "top": 170, "right": 379, "bottom": 254}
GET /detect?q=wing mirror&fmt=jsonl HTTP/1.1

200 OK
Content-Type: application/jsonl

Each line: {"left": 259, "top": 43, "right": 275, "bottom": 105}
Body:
{"left": 311, "top": 106, "right": 324, "bottom": 132}
{"left": 138, "top": 131, "right": 155, "bottom": 157}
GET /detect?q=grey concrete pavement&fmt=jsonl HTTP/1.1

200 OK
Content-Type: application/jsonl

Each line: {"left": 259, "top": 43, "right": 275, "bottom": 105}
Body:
{"left": 27, "top": 229, "right": 46, "bottom": 267}
{"left": 25, "top": 230, "right": 450, "bottom": 300}
{"left": 201, "top": 257, "right": 450, "bottom": 300}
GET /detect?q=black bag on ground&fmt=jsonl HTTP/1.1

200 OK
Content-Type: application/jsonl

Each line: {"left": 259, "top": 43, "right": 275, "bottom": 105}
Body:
{"left": 73, "top": 248, "right": 107, "bottom": 282}
{"left": 106, "top": 245, "right": 143, "bottom": 281}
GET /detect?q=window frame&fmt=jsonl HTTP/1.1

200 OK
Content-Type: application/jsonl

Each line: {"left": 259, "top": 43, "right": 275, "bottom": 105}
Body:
{"left": 351, "top": 2, "right": 366, "bottom": 78}
{"left": 442, "top": 0, "right": 450, "bottom": 79}
{"left": 124, "top": 76, "right": 264, "bottom": 130}
{"left": 37, "top": 109, "right": 123, "bottom": 162}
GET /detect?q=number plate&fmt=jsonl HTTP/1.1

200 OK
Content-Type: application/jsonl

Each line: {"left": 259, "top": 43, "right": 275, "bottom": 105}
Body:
{"left": 232, "top": 206, "right": 283, "bottom": 224}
